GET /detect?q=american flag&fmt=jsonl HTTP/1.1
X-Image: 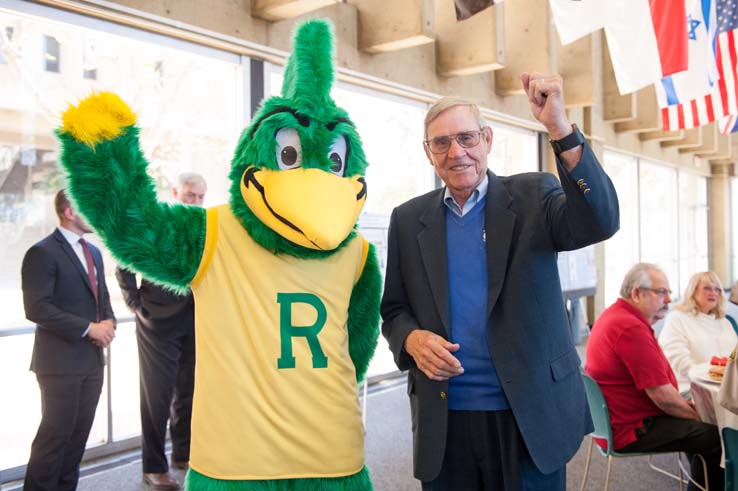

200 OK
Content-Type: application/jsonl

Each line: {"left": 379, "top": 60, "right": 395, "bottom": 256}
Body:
{"left": 661, "top": 0, "right": 738, "bottom": 131}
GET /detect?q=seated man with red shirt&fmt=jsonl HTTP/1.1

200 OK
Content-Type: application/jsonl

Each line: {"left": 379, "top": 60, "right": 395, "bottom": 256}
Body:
{"left": 586, "top": 262, "right": 722, "bottom": 491}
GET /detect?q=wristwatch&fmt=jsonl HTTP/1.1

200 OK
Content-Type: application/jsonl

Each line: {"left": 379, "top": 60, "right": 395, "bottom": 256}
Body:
{"left": 549, "top": 124, "right": 585, "bottom": 155}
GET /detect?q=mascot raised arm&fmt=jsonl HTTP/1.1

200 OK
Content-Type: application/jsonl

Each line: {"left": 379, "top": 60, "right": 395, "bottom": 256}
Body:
{"left": 57, "top": 19, "right": 381, "bottom": 491}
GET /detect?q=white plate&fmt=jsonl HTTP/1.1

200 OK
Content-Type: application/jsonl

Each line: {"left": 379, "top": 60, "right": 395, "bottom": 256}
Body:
{"left": 690, "top": 362, "right": 722, "bottom": 385}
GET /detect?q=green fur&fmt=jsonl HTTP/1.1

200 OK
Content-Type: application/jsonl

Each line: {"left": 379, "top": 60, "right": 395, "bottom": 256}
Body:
{"left": 185, "top": 466, "right": 372, "bottom": 491}
{"left": 348, "top": 243, "right": 382, "bottom": 382}
{"left": 57, "top": 127, "right": 204, "bottom": 293}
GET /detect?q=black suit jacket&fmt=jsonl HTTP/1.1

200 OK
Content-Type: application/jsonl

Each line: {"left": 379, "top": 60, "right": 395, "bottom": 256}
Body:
{"left": 381, "top": 144, "right": 620, "bottom": 480}
{"left": 22, "top": 228, "right": 115, "bottom": 375}
{"left": 115, "top": 268, "right": 193, "bottom": 337}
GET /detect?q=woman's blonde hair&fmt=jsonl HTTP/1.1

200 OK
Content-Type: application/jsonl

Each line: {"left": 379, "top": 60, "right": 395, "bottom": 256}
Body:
{"left": 675, "top": 271, "right": 726, "bottom": 318}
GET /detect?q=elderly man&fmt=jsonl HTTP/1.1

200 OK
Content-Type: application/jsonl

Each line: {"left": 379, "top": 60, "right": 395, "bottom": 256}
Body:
{"left": 22, "top": 190, "right": 116, "bottom": 491}
{"left": 381, "top": 73, "right": 619, "bottom": 490}
{"left": 586, "top": 263, "right": 723, "bottom": 490}
{"left": 116, "top": 173, "right": 206, "bottom": 490}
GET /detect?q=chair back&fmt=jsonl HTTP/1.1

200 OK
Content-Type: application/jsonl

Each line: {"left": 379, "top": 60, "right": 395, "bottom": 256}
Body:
{"left": 581, "top": 372, "right": 615, "bottom": 455}
{"left": 724, "top": 427, "right": 738, "bottom": 491}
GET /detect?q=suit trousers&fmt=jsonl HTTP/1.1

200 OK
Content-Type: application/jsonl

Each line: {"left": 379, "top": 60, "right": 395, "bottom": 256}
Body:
{"left": 24, "top": 368, "right": 104, "bottom": 491}
{"left": 618, "top": 415, "right": 723, "bottom": 491}
{"left": 137, "top": 325, "right": 195, "bottom": 473}
{"left": 421, "top": 410, "right": 565, "bottom": 491}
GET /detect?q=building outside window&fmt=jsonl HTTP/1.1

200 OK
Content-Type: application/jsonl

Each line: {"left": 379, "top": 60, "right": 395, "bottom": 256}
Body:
{"left": 43, "top": 34, "right": 59, "bottom": 72}
{"left": 0, "top": 4, "right": 242, "bottom": 474}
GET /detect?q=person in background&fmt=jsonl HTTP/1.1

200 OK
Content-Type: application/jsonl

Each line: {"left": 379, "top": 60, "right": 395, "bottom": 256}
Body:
{"left": 659, "top": 271, "right": 737, "bottom": 396}
{"left": 586, "top": 263, "right": 722, "bottom": 491}
{"left": 22, "top": 190, "right": 116, "bottom": 491}
{"left": 725, "top": 281, "right": 738, "bottom": 327}
{"left": 116, "top": 173, "right": 206, "bottom": 491}
{"left": 381, "top": 73, "right": 620, "bottom": 491}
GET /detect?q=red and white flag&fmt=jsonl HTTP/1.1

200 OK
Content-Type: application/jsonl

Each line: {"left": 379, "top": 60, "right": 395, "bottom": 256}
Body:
{"left": 549, "top": 0, "right": 687, "bottom": 95}
{"left": 661, "top": 0, "right": 738, "bottom": 131}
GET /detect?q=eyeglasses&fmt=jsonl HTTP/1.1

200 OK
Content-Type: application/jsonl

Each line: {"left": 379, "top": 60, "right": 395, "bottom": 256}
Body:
{"left": 641, "top": 287, "right": 672, "bottom": 297}
{"left": 424, "top": 130, "right": 484, "bottom": 154}
{"left": 700, "top": 285, "right": 722, "bottom": 293}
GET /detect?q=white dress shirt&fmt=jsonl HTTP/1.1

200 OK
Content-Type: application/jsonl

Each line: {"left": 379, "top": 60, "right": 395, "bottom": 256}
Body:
{"left": 57, "top": 226, "right": 95, "bottom": 276}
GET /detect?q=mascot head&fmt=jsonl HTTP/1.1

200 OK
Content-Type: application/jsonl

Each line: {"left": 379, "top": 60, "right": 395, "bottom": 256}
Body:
{"left": 228, "top": 20, "right": 368, "bottom": 258}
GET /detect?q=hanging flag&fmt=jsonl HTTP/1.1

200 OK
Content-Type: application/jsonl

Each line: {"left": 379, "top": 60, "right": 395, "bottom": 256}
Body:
{"left": 549, "top": 0, "right": 687, "bottom": 95}
{"left": 662, "top": 0, "right": 738, "bottom": 131}
{"left": 655, "top": 0, "right": 719, "bottom": 108}
{"left": 719, "top": 113, "right": 738, "bottom": 133}
{"left": 454, "top": 0, "right": 499, "bottom": 21}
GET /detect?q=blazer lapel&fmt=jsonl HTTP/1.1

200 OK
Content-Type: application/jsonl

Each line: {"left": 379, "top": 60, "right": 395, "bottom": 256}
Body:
{"left": 418, "top": 191, "right": 451, "bottom": 337}
{"left": 485, "top": 172, "right": 516, "bottom": 319}
{"left": 54, "top": 229, "right": 95, "bottom": 298}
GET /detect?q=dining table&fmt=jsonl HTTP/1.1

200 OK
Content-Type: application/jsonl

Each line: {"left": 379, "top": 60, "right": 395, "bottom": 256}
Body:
{"left": 688, "top": 362, "right": 738, "bottom": 467}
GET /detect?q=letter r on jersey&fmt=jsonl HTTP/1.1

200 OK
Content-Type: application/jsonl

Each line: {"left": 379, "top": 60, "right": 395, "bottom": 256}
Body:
{"left": 276, "top": 292, "right": 328, "bottom": 369}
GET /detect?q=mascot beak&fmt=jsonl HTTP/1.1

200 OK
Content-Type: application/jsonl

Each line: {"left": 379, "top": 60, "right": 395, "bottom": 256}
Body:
{"left": 240, "top": 167, "right": 367, "bottom": 250}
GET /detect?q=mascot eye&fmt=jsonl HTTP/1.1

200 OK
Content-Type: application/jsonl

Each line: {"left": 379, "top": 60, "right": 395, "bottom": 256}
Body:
{"left": 327, "top": 135, "right": 347, "bottom": 176}
{"left": 275, "top": 128, "right": 303, "bottom": 170}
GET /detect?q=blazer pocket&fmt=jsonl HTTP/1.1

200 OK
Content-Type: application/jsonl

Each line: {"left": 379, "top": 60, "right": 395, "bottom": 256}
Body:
{"left": 550, "top": 349, "right": 582, "bottom": 381}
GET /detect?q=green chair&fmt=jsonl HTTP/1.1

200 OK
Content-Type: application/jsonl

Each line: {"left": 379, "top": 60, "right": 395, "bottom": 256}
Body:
{"left": 724, "top": 427, "right": 738, "bottom": 491}
{"left": 580, "top": 372, "right": 706, "bottom": 491}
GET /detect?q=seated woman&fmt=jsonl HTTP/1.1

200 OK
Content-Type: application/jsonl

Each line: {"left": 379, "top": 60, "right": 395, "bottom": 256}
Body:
{"left": 659, "top": 271, "right": 738, "bottom": 396}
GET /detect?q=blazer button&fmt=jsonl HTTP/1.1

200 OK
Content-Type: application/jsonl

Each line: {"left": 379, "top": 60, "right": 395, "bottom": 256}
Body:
{"left": 577, "top": 179, "right": 585, "bottom": 185}
{"left": 440, "top": 391, "right": 447, "bottom": 400}
{"left": 583, "top": 188, "right": 591, "bottom": 195}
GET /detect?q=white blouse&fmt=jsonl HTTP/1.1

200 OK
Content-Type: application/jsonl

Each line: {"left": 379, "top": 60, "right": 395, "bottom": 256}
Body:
{"left": 658, "top": 309, "right": 737, "bottom": 395}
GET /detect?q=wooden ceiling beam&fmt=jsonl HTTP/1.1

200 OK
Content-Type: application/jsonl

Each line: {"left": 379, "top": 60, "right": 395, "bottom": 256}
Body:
{"left": 252, "top": 0, "right": 341, "bottom": 21}
{"left": 613, "top": 86, "right": 659, "bottom": 133}
{"left": 349, "top": 0, "right": 434, "bottom": 53}
{"left": 661, "top": 127, "right": 702, "bottom": 149}
{"left": 494, "top": 0, "right": 550, "bottom": 96}
{"left": 435, "top": 0, "right": 505, "bottom": 76}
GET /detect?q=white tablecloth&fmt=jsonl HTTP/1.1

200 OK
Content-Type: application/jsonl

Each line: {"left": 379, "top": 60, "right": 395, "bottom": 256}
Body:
{"left": 688, "top": 364, "right": 738, "bottom": 467}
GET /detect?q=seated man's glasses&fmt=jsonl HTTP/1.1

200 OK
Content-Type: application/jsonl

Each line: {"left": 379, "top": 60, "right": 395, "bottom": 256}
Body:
{"left": 424, "top": 130, "right": 484, "bottom": 154}
{"left": 641, "top": 287, "right": 672, "bottom": 297}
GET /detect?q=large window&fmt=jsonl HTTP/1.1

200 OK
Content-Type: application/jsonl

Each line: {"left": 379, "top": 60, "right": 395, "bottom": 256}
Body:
{"left": 677, "top": 171, "right": 709, "bottom": 296}
{"left": 487, "top": 122, "right": 539, "bottom": 175}
{"left": 732, "top": 177, "right": 738, "bottom": 283}
{"left": 602, "top": 150, "right": 708, "bottom": 306}
{"left": 602, "top": 151, "right": 640, "bottom": 305}
{"left": 639, "top": 159, "right": 679, "bottom": 291}
{"left": 0, "top": 3, "right": 243, "bottom": 474}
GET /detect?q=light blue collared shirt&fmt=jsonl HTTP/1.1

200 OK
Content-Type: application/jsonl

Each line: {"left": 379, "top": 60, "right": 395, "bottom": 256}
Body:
{"left": 443, "top": 175, "right": 489, "bottom": 217}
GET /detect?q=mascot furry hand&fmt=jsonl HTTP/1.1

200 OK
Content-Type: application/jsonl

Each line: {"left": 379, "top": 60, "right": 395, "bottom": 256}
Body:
{"left": 57, "top": 19, "right": 381, "bottom": 491}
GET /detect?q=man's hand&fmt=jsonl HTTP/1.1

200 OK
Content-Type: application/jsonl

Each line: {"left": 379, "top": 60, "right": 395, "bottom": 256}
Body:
{"left": 520, "top": 73, "right": 570, "bottom": 137}
{"left": 404, "top": 329, "right": 464, "bottom": 381}
{"left": 521, "top": 72, "right": 582, "bottom": 171}
{"left": 87, "top": 319, "right": 116, "bottom": 348}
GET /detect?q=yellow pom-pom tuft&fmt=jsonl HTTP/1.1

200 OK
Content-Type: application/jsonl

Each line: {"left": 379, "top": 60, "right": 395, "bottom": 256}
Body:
{"left": 61, "top": 92, "right": 137, "bottom": 146}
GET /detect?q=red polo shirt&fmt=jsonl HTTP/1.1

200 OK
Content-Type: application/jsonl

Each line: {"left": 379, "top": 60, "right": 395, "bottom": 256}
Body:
{"left": 585, "top": 299, "right": 678, "bottom": 450}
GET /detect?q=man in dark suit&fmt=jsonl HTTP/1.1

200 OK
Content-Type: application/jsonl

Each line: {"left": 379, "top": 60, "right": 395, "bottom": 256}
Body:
{"left": 381, "top": 73, "right": 620, "bottom": 490}
{"left": 22, "top": 189, "right": 116, "bottom": 491}
{"left": 115, "top": 173, "right": 206, "bottom": 491}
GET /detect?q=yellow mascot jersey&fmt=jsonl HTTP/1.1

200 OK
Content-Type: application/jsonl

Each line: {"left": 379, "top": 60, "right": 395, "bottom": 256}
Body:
{"left": 188, "top": 204, "right": 369, "bottom": 479}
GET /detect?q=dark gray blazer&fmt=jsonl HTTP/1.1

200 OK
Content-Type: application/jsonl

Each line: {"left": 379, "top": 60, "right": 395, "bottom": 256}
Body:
{"left": 22, "top": 228, "right": 115, "bottom": 375}
{"left": 381, "top": 143, "right": 619, "bottom": 481}
{"left": 115, "top": 267, "right": 194, "bottom": 338}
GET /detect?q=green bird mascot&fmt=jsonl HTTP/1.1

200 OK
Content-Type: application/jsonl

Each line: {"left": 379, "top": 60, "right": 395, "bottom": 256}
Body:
{"left": 57, "top": 19, "right": 381, "bottom": 491}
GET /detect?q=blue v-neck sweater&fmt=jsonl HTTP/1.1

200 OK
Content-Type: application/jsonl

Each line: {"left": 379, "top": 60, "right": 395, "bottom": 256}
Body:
{"left": 445, "top": 198, "right": 509, "bottom": 410}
